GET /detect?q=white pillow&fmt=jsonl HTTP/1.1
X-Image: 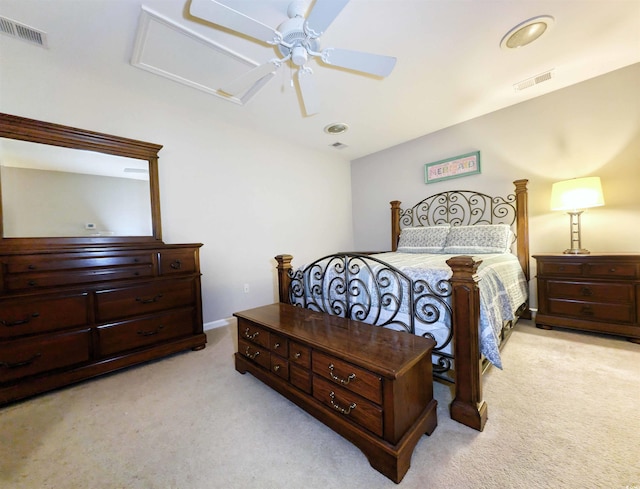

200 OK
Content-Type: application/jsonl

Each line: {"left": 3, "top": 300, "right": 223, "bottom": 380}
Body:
{"left": 442, "top": 224, "right": 512, "bottom": 254}
{"left": 397, "top": 225, "right": 450, "bottom": 253}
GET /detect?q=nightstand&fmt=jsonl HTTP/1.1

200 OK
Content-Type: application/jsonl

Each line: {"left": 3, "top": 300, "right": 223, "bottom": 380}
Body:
{"left": 533, "top": 254, "right": 640, "bottom": 343}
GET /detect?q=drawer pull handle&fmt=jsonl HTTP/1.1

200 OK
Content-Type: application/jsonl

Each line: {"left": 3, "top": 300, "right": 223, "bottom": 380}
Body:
{"left": 294, "top": 352, "right": 302, "bottom": 359}
{"left": 27, "top": 264, "right": 36, "bottom": 270}
{"left": 170, "top": 260, "right": 182, "bottom": 270}
{"left": 135, "top": 294, "right": 163, "bottom": 304}
{"left": 1, "top": 312, "right": 40, "bottom": 327}
{"left": 0, "top": 353, "right": 42, "bottom": 369}
{"left": 581, "top": 306, "right": 594, "bottom": 316}
{"left": 580, "top": 287, "right": 592, "bottom": 296}
{"left": 27, "top": 280, "right": 37, "bottom": 287}
{"left": 274, "top": 342, "right": 281, "bottom": 349}
{"left": 329, "top": 391, "right": 356, "bottom": 415}
{"left": 273, "top": 365, "right": 281, "bottom": 372}
{"left": 137, "top": 325, "right": 164, "bottom": 336}
{"left": 243, "top": 328, "right": 259, "bottom": 340}
{"left": 328, "top": 363, "right": 356, "bottom": 385}
{"left": 609, "top": 267, "right": 616, "bottom": 273}
{"left": 244, "top": 346, "right": 260, "bottom": 359}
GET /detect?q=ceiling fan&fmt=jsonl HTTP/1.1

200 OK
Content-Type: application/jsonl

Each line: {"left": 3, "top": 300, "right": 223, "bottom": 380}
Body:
{"left": 189, "top": 0, "right": 397, "bottom": 116}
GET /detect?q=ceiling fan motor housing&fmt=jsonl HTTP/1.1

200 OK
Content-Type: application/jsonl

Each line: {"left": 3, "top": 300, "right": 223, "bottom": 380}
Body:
{"left": 276, "top": 13, "right": 319, "bottom": 65}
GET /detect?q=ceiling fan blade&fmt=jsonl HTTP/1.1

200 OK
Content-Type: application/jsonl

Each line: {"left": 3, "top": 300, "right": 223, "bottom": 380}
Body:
{"left": 190, "top": 0, "right": 279, "bottom": 44}
{"left": 321, "top": 48, "right": 397, "bottom": 77}
{"left": 219, "top": 60, "right": 280, "bottom": 96}
{"left": 297, "top": 68, "right": 320, "bottom": 116}
{"left": 304, "top": 0, "right": 350, "bottom": 38}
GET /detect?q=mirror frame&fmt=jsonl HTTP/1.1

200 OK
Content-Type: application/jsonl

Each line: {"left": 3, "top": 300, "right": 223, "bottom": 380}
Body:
{"left": 0, "top": 112, "right": 163, "bottom": 249}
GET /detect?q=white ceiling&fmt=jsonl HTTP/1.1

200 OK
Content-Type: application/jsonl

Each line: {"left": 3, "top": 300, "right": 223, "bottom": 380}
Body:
{"left": 1, "top": 0, "right": 639, "bottom": 161}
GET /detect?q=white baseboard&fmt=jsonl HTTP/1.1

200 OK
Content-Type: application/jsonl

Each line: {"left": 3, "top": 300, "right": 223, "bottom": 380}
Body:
{"left": 203, "top": 317, "right": 235, "bottom": 331}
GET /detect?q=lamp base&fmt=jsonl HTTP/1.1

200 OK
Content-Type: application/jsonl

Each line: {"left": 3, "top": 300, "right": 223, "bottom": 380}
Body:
{"left": 563, "top": 248, "right": 590, "bottom": 255}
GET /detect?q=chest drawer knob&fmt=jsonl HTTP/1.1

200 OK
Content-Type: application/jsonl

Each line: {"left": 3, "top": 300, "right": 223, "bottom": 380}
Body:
{"left": 0, "top": 352, "right": 42, "bottom": 369}
{"left": 273, "top": 364, "right": 281, "bottom": 372}
{"left": 135, "top": 294, "right": 163, "bottom": 304}
{"left": 243, "top": 328, "right": 259, "bottom": 340}
{"left": 328, "top": 363, "right": 356, "bottom": 385}
{"left": 244, "top": 346, "right": 260, "bottom": 359}
{"left": 580, "top": 287, "right": 592, "bottom": 296}
{"left": 294, "top": 352, "right": 302, "bottom": 359}
{"left": 329, "top": 391, "right": 356, "bottom": 415}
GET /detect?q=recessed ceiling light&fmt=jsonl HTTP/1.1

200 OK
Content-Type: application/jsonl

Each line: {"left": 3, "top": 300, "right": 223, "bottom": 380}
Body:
{"left": 500, "top": 15, "right": 554, "bottom": 49}
{"left": 324, "top": 123, "right": 349, "bottom": 135}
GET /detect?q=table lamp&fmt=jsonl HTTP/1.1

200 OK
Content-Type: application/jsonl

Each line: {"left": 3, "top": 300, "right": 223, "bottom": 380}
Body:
{"left": 550, "top": 176, "right": 604, "bottom": 254}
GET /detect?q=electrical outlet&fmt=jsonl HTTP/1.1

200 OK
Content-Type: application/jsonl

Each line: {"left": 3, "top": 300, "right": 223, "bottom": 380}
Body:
{"left": 243, "top": 283, "right": 250, "bottom": 293}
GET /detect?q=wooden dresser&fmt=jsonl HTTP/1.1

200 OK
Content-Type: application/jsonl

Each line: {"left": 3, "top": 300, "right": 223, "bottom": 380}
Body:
{"left": 534, "top": 254, "right": 640, "bottom": 343}
{"left": 0, "top": 244, "right": 206, "bottom": 404}
{"left": 234, "top": 303, "right": 437, "bottom": 483}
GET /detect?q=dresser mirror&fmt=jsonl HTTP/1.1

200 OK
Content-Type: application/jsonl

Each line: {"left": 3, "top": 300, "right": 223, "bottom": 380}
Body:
{"left": 0, "top": 113, "right": 163, "bottom": 248}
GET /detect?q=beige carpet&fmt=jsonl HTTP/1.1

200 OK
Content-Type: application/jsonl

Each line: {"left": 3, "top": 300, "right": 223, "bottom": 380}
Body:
{"left": 1, "top": 319, "right": 638, "bottom": 489}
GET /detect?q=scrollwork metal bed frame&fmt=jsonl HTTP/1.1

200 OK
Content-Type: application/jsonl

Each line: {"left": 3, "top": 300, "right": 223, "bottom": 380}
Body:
{"left": 275, "top": 180, "right": 530, "bottom": 431}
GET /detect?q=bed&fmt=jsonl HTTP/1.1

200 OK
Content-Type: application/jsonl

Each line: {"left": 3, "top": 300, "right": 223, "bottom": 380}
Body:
{"left": 275, "top": 179, "right": 531, "bottom": 431}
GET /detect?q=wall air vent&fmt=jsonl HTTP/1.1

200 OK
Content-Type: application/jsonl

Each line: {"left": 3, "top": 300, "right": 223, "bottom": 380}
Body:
{"left": 514, "top": 69, "right": 554, "bottom": 91}
{"left": 0, "top": 16, "right": 48, "bottom": 48}
{"left": 330, "top": 142, "right": 348, "bottom": 149}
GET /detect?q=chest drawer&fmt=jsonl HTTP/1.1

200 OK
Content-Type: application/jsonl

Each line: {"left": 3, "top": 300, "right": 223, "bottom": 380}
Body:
{"left": 546, "top": 281, "right": 634, "bottom": 304}
{"left": 313, "top": 376, "right": 383, "bottom": 437}
{"left": 289, "top": 341, "right": 311, "bottom": 368}
{"left": 0, "top": 329, "right": 91, "bottom": 383}
{"left": 548, "top": 299, "right": 634, "bottom": 323}
{"left": 95, "top": 278, "right": 196, "bottom": 322}
{"left": 313, "top": 351, "right": 382, "bottom": 405}
{"left": 97, "top": 308, "right": 195, "bottom": 356}
{"left": 270, "top": 333, "right": 289, "bottom": 357}
{"left": 290, "top": 364, "right": 311, "bottom": 393}
{"left": 270, "top": 356, "right": 289, "bottom": 380}
{"left": 159, "top": 250, "right": 197, "bottom": 276}
{"left": 238, "top": 338, "right": 271, "bottom": 370}
{"left": 237, "top": 319, "right": 271, "bottom": 349}
{"left": 0, "top": 293, "right": 88, "bottom": 338}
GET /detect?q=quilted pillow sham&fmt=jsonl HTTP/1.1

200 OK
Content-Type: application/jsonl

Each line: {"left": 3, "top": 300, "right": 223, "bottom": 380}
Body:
{"left": 442, "top": 224, "right": 513, "bottom": 254}
{"left": 397, "top": 225, "right": 450, "bottom": 253}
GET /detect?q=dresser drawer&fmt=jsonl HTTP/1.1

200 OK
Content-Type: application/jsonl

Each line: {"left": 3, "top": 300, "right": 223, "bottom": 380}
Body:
{"left": 0, "top": 293, "right": 88, "bottom": 338}
{"left": 159, "top": 250, "right": 197, "bottom": 276}
{"left": 0, "top": 329, "right": 91, "bottom": 383}
{"left": 237, "top": 319, "right": 271, "bottom": 349}
{"left": 313, "top": 376, "right": 383, "bottom": 437}
{"left": 95, "top": 278, "right": 196, "bottom": 322}
{"left": 290, "top": 363, "right": 311, "bottom": 393}
{"left": 97, "top": 309, "right": 195, "bottom": 356}
{"left": 238, "top": 338, "right": 270, "bottom": 370}
{"left": 289, "top": 341, "right": 311, "bottom": 368}
{"left": 5, "top": 265, "right": 154, "bottom": 291}
{"left": 5, "top": 252, "right": 153, "bottom": 273}
{"left": 546, "top": 281, "right": 634, "bottom": 304}
{"left": 313, "top": 351, "right": 382, "bottom": 404}
{"left": 548, "top": 299, "right": 634, "bottom": 323}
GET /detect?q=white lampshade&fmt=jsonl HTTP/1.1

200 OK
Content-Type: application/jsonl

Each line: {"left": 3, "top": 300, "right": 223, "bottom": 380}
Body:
{"left": 550, "top": 177, "right": 605, "bottom": 211}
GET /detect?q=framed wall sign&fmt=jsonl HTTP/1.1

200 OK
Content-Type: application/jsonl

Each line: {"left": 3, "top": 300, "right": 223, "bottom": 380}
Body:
{"left": 424, "top": 151, "right": 481, "bottom": 184}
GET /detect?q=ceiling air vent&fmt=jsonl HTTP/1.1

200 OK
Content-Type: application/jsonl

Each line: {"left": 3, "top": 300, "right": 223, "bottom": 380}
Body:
{"left": 0, "top": 16, "right": 48, "bottom": 48}
{"left": 330, "top": 142, "right": 348, "bottom": 149}
{"left": 514, "top": 69, "right": 554, "bottom": 91}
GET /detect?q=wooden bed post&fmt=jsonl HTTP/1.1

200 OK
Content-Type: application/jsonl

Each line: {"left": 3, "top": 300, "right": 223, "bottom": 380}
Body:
{"left": 275, "top": 254, "right": 293, "bottom": 304}
{"left": 390, "top": 200, "right": 401, "bottom": 251}
{"left": 513, "top": 179, "right": 530, "bottom": 281}
{"left": 446, "top": 255, "right": 488, "bottom": 432}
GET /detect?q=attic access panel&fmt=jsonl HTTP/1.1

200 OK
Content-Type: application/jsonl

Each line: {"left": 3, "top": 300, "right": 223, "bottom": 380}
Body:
{"left": 131, "top": 7, "right": 270, "bottom": 105}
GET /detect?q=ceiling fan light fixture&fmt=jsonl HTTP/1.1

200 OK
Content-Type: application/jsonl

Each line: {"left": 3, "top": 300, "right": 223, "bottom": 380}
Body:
{"left": 500, "top": 15, "right": 554, "bottom": 49}
{"left": 324, "top": 123, "right": 349, "bottom": 135}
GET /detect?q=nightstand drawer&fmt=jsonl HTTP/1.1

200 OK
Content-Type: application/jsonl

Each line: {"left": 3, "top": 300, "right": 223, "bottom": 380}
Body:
{"left": 584, "top": 262, "right": 637, "bottom": 279}
{"left": 548, "top": 299, "right": 634, "bottom": 323}
{"left": 538, "top": 262, "right": 583, "bottom": 276}
{"left": 547, "top": 281, "right": 633, "bottom": 304}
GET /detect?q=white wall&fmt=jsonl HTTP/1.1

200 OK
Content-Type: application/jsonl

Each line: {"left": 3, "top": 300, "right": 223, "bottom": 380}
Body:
{"left": 351, "top": 63, "right": 640, "bottom": 309}
{"left": 0, "top": 33, "right": 354, "bottom": 324}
